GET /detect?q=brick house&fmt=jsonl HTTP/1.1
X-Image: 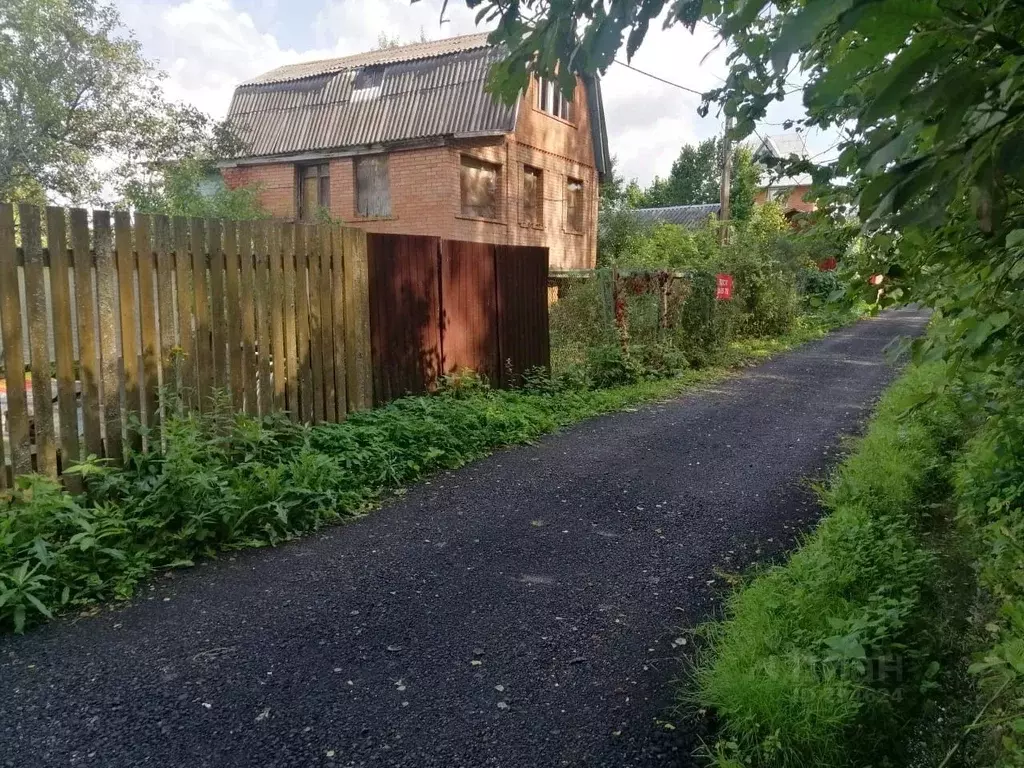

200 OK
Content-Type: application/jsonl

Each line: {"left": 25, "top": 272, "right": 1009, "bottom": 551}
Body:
{"left": 221, "top": 33, "right": 611, "bottom": 270}
{"left": 752, "top": 133, "right": 816, "bottom": 215}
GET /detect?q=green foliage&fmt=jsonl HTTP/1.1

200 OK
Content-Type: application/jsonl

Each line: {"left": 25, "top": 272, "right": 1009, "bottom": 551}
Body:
{"left": 696, "top": 364, "right": 969, "bottom": 767}
{"left": 955, "top": 384, "right": 1024, "bottom": 767}
{"left": 0, "top": 0, "right": 241, "bottom": 205}
{"left": 121, "top": 157, "right": 267, "bottom": 220}
{"left": 730, "top": 146, "right": 759, "bottom": 222}
{"left": 1, "top": 375, "right": 741, "bottom": 634}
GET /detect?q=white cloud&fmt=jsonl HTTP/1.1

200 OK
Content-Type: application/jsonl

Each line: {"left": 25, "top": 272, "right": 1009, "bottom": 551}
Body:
{"left": 112, "top": 0, "right": 837, "bottom": 186}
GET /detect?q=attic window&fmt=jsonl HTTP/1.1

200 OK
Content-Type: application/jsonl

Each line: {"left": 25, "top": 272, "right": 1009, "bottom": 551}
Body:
{"left": 535, "top": 76, "right": 574, "bottom": 122}
{"left": 353, "top": 65, "right": 384, "bottom": 101}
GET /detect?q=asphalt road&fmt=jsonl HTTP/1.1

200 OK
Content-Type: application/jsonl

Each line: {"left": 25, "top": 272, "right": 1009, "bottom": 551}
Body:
{"left": 1, "top": 309, "right": 927, "bottom": 768}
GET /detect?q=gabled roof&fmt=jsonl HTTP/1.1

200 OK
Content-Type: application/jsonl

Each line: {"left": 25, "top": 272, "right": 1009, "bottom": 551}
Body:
{"left": 632, "top": 203, "right": 720, "bottom": 228}
{"left": 225, "top": 32, "right": 611, "bottom": 176}
{"left": 753, "top": 133, "right": 812, "bottom": 188}
{"left": 244, "top": 33, "right": 492, "bottom": 86}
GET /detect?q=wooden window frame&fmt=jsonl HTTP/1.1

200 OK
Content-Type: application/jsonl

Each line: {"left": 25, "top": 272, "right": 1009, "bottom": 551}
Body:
{"left": 520, "top": 165, "right": 543, "bottom": 229}
{"left": 458, "top": 154, "right": 503, "bottom": 223}
{"left": 296, "top": 163, "right": 330, "bottom": 221}
{"left": 533, "top": 75, "right": 575, "bottom": 125}
{"left": 564, "top": 176, "right": 584, "bottom": 234}
{"left": 353, "top": 154, "right": 392, "bottom": 219}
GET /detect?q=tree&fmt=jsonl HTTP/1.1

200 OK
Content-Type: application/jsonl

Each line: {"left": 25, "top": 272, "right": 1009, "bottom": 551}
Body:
{"left": 663, "top": 137, "right": 720, "bottom": 205}
{"left": 635, "top": 138, "right": 758, "bottom": 216}
{"left": 0, "top": 0, "right": 242, "bottom": 204}
{"left": 375, "top": 32, "right": 403, "bottom": 50}
{"left": 599, "top": 156, "right": 626, "bottom": 209}
{"left": 120, "top": 157, "right": 266, "bottom": 220}
{"left": 729, "top": 146, "right": 758, "bottom": 222}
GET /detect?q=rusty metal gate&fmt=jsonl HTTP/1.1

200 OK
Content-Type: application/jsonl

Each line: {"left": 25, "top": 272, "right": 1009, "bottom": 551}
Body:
{"left": 368, "top": 234, "right": 549, "bottom": 403}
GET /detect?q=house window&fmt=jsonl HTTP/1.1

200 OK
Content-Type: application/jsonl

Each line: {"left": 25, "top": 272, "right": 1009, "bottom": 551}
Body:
{"left": 355, "top": 154, "right": 391, "bottom": 217}
{"left": 565, "top": 177, "right": 584, "bottom": 232}
{"left": 298, "top": 163, "right": 330, "bottom": 220}
{"left": 459, "top": 155, "right": 501, "bottom": 220}
{"left": 535, "top": 76, "right": 574, "bottom": 122}
{"left": 522, "top": 166, "right": 543, "bottom": 227}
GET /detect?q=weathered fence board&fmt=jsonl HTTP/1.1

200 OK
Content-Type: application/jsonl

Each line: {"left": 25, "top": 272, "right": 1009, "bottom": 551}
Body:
{"left": 223, "top": 221, "right": 243, "bottom": 409}
{"left": 238, "top": 220, "right": 256, "bottom": 414}
{"left": 172, "top": 216, "right": 195, "bottom": 402}
{"left": 0, "top": 204, "right": 27, "bottom": 477}
{"left": 46, "top": 207, "right": 79, "bottom": 478}
{"left": 71, "top": 208, "right": 102, "bottom": 458}
{"left": 254, "top": 222, "right": 272, "bottom": 415}
{"left": 268, "top": 223, "right": 286, "bottom": 412}
{"left": 294, "top": 225, "right": 313, "bottom": 422}
{"left": 0, "top": 204, "right": 374, "bottom": 484}
{"left": 207, "top": 219, "right": 227, "bottom": 392}
{"left": 22, "top": 205, "right": 56, "bottom": 476}
{"left": 135, "top": 213, "right": 160, "bottom": 438}
{"left": 330, "top": 223, "right": 348, "bottom": 420}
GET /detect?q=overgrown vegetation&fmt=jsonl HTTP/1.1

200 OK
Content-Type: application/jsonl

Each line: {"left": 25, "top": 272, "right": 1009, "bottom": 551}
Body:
{"left": 0, "top": 334, "right": 825, "bottom": 635}
{"left": 695, "top": 363, "right": 970, "bottom": 768}
{"left": 564, "top": 202, "right": 859, "bottom": 386}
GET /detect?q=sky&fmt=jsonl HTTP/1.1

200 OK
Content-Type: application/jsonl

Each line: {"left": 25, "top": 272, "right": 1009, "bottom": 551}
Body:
{"left": 111, "top": 0, "right": 838, "bottom": 187}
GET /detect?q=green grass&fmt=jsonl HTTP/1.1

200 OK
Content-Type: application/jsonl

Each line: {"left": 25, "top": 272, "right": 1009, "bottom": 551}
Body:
{"left": 693, "top": 362, "right": 969, "bottom": 768}
{"left": 0, "top": 309, "right": 857, "bottom": 634}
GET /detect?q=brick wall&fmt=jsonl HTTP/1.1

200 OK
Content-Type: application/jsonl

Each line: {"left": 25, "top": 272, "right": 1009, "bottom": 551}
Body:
{"left": 755, "top": 185, "right": 816, "bottom": 213}
{"left": 221, "top": 164, "right": 295, "bottom": 217}
{"left": 220, "top": 76, "right": 600, "bottom": 270}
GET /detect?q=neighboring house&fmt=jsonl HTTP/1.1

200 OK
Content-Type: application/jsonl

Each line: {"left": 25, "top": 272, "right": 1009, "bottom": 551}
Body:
{"left": 631, "top": 203, "right": 720, "bottom": 229}
{"left": 220, "top": 33, "right": 611, "bottom": 270}
{"left": 752, "top": 133, "right": 816, "bottom": 214}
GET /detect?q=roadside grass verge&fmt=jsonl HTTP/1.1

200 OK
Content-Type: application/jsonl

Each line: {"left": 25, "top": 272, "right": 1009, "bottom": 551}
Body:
{"left": 0, "top": 310, "right": 857, "bottom": 634}
{"left": 692, "top": 362, "right": 971, "bottom": 767}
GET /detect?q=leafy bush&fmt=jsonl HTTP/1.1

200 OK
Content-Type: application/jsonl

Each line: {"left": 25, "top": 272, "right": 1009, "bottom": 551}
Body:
{"left": 585, "top": 344, "right": 647, "bottom": 387}
{"left": 696, "top": 363, "right": 969, "bottom": 767}
{"left": 799, "top": 268, "right": 841, "bottom": 308}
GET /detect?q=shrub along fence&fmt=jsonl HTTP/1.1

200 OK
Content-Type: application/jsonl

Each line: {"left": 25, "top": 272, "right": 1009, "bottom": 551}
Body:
{"left": 549, "top": 267, "right": 739, "bottom": 382}
{"left": 0, "top": 202, "right": 374, "bottom": 485}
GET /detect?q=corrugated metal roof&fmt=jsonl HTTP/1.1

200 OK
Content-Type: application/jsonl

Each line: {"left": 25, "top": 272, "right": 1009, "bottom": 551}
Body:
{"left": 227, "top": 44, "right": 518, "bottom": 159}
{"left": 632, "top": 204, "right": 721, "bottom": 229}
{"left": 754, "top": 133, "right": 813, "bottom": 188}
{"left": 244, "top": 33, "right": 493, "bottom": 85}
{"left": 755, "top": 133, "right": 809, "bottom": 161}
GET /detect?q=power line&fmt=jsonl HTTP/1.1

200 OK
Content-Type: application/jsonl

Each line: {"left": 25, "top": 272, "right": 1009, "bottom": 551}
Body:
{"left": 611, "top": 59, "right": 706, "bottom": 96}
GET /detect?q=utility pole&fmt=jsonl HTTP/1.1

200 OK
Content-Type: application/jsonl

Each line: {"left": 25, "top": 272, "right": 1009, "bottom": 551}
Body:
{"left": 719, "top": 115, "right": 733, "bottom": 246}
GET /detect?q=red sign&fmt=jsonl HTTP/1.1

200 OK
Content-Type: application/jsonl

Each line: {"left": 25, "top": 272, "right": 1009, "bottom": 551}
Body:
{"left": 716, "top": 273, "right": 734, "bottom": 301}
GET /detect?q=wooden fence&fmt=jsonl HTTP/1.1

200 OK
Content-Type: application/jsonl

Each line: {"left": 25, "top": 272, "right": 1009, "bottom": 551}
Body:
{"left": 0, "top": 203, "right": 373, "bottom": 486}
